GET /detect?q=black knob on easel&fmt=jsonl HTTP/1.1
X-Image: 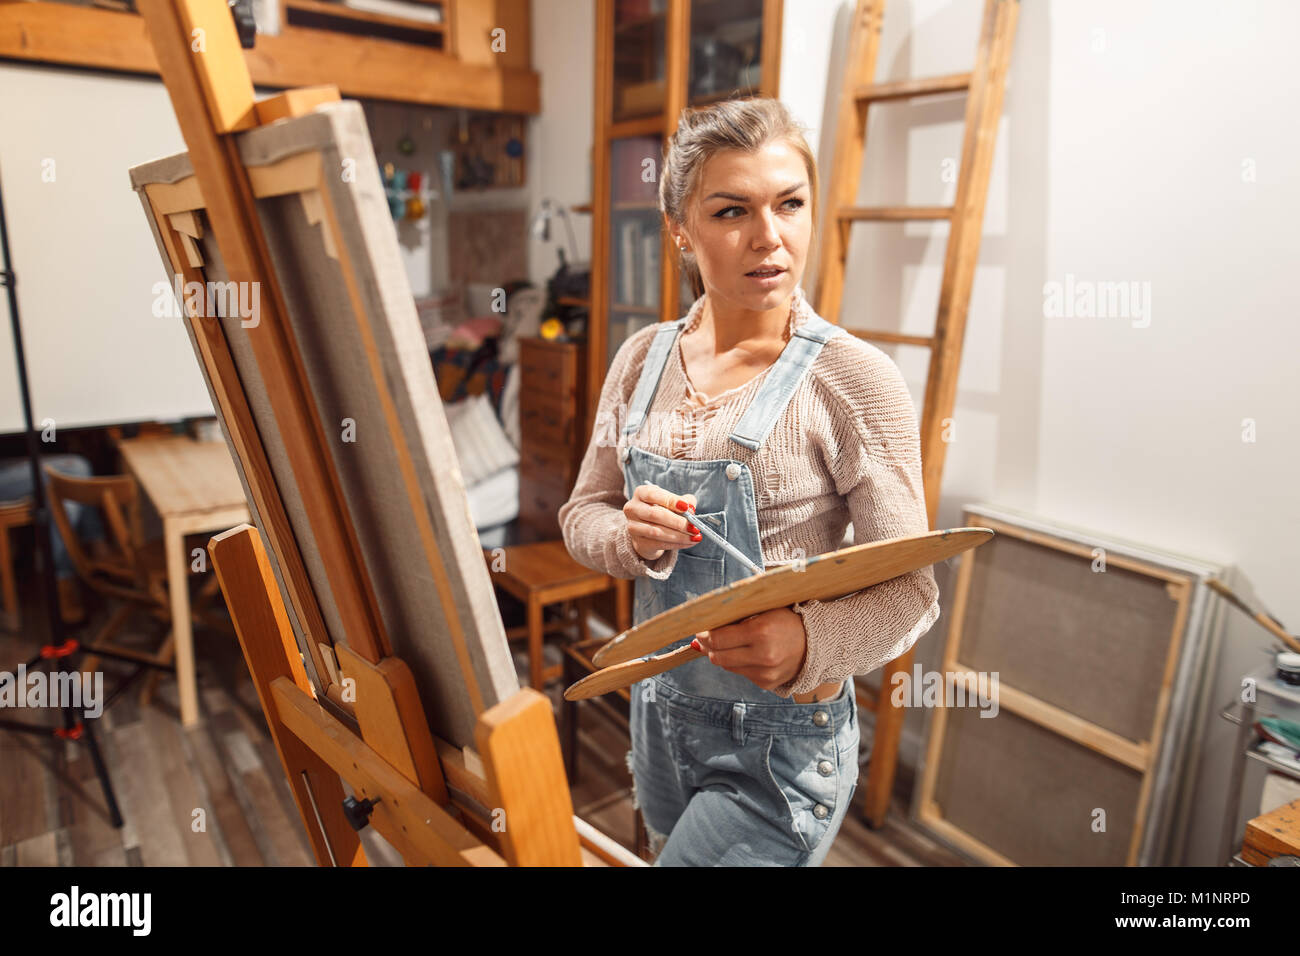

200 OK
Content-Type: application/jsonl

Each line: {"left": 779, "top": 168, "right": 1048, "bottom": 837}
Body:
{"left": 342, "top": 795, "right": 378, "bottom": 831}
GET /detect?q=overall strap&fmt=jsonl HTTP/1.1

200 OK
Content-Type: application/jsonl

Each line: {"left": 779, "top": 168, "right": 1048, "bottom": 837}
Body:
{"left": 622, "top": 318, "right": 688, "bottom": 438}
{"left": 727, "top": 314, "right": 841, "bottom": 452}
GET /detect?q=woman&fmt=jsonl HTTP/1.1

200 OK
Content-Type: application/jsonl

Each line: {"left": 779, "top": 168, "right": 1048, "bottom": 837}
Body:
{"left": 558, "top": 97, "right": 940, "bottom": 866}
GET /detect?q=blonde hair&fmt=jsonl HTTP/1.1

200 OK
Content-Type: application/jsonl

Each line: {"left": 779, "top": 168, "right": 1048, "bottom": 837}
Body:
{"left": 659, "top": 97, "right": 819, "bottom": 300}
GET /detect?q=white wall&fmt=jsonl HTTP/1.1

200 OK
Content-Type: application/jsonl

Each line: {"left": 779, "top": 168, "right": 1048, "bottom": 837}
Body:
{"left": 531, "top": 0, "right": 1300, "bottom": 866}
{"left": 528, "top": 0, "right": 596, "bottom": 287}
{"left": 845, "top": 0, "right": 1299, "bottom": 867}
{"left": 0, "top": 63, "right": 214, "bottom": 433}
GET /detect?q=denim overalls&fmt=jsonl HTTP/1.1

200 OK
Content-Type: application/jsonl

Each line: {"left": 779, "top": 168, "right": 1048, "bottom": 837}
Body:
{"left": 618, "top": 308, "right": 860, "bottom": 866}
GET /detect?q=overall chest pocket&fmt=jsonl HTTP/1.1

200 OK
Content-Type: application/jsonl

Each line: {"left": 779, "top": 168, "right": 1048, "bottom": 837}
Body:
{"left": 673, "top": 509, "right": 728, "bottom": 601}
{"left": 683, "top": 510, "right": 726, "bottom": 558}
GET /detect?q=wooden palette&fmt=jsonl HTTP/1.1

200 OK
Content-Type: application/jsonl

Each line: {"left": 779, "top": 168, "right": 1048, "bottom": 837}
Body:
{"left": 565, "top": 527, "right": 993, "bottom": 700}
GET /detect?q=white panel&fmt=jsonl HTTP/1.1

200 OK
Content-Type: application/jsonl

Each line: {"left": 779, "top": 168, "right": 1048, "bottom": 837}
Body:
{"left": 0, "top": 63, "right": 214, "bottom": 433}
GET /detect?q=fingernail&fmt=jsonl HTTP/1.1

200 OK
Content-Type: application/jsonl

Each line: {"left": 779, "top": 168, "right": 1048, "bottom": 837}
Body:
{"left": 674, "top": 501, "right": 688, "bottom": 511}
{"left": 691, "top": 638, "right": 703, "bottom": 652}
{"left": 691, "top": 532, "right": 701, "bottom": 541}
{"left": 686, "top": 503, "right": 696, "bottom": 512}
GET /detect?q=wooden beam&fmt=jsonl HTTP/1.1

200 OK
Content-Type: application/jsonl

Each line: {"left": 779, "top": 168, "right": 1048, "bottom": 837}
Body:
{"left": 208, "top": 525, "right": 366, "bottom": 867}
{"left": 271, "top": 678, "right": 506, "bottom": 866}
{"left": 855, "top": 71, "right": 971, "bottom": 102}
{"left": 475, "top": 689, "right": 582, "bottom": 866}
{"left": 0, "top": 2, "right": 540, "bottom": 113}
{"left": 139, "top": 0, "right": 393, "bottom": 664}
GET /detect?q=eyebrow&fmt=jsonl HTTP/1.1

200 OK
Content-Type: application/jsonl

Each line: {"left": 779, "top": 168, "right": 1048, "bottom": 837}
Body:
{"left": 703, "top": 182, "right": 808, "bottom": 203}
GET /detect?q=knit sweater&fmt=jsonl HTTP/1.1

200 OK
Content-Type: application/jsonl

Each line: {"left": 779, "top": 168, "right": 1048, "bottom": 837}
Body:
{"left": 557, "top": 285, "right": 940, "bottom": 697}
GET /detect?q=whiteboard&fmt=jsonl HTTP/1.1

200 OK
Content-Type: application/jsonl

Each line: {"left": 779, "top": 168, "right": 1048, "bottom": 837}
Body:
{"left": 0, "top": 63, "right": 220, "bottom": 433}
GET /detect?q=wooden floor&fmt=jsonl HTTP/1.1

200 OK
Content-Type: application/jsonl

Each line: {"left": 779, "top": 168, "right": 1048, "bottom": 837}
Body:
{"left": 0, "top": 571, "right": 968, "bottom": 867}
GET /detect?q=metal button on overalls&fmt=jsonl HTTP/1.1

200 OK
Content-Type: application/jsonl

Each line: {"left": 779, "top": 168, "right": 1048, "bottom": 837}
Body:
{"left": 620, "top": 446, "right": 630, "bottom": 463}
{"left": 817, "top": 759, "right": 834, "bottom": 776}
{"left": 813, "top": 804, "right": 830, "bottom": 820}
{"left": 812, "top": 710, "right": 830, "bottom": 727}
{"left": 725, "top": 462, "right": 741, "bottom": 480}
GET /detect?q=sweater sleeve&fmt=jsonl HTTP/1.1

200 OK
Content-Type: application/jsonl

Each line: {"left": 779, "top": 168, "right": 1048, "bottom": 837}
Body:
{"left": 558, "top": 328, "right": 679, "bottom": 581}
{"left": 771, "top": 344, "right": 941, "bottom": 698}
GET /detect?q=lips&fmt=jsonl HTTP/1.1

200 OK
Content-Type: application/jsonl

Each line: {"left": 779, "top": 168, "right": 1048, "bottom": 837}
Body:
{"left": 746, "top": 266, "right": 785, "bottom": 277}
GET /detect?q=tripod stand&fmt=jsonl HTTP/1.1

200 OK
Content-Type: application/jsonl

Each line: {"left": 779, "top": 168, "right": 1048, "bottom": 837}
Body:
{"left": 0, "top": 163, "right": 176, "bottom": 832}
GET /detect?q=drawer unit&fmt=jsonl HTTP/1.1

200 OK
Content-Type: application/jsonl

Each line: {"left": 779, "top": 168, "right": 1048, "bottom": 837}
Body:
{"left": 517, "top": 337, "right": 587, "bottom": 542}
{"left": 517, "top": 472, "right": 572, "bottom": 540}
{"left": 520, "top": 338, "right": 580, "bottom": 402}
{"left": 519, "top": 392, "right": 579, "bottom": 449}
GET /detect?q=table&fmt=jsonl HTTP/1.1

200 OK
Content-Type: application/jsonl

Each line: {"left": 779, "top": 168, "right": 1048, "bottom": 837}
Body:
{"left": 116, "top": 435, "right": 251, "bottom": 726}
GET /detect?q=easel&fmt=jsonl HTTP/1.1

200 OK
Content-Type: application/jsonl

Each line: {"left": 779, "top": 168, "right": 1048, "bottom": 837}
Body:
{"left": 133, "top": 0, "right": 636, "bottom": 866}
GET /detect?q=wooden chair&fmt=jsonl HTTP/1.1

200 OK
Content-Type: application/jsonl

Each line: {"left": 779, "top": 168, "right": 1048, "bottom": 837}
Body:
{"left": 484, "top": 540, "right": 630, "bottom": 690}
{"left": 0, "top": 497, "right": 34, "bottom": 632}
{"left": 42, "top": 464, "right": 225, "bottom": 706}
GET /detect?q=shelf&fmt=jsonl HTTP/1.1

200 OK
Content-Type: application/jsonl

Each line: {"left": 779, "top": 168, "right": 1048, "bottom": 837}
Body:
{"left": 608, "top": 116, "right": 664, "bottom": 138}
{"left": 614, "top": 12, "right": 665, "bottom": 35}
{"left": 0, "top": 1, "right": 539, "bottom": 112}
{"left": 611, "top": 302, "right": 658, "bottom": 315}
{"left": 1245, "top": 742, "right": 1300, "bottom": 778}
{"left": 1218, "top": 703, "right": 1300, "bottom": 777}
{"left": 285, "top": 0, "right": 445, "bottom": 37}
{"left": 556, "top": 296, "right": 590, "bottom": 308}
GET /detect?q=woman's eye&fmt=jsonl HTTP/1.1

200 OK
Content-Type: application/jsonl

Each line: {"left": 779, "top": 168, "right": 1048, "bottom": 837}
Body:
{"left": 713, "top": 198, "right": 805, "bottom": 218}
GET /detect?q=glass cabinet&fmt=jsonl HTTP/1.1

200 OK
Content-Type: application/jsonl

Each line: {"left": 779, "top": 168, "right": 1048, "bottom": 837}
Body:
{"left": 589, "top": 0, "right": 783, "bottom": 421}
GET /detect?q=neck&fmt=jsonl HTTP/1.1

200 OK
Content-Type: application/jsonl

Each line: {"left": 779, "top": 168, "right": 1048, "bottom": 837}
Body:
{"left": 699, "top": 290, "right": 795, "bottom": 353}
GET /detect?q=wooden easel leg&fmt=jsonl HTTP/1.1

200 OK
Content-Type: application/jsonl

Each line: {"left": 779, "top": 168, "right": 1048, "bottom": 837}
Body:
{"left": 209, "top": 524, "right": 367, "bottom": 866}
{"left": 475, "top": 688, "right": 582, "bottom": 866}
{"left": 861, "top": 649, "right": 912, "bottom": 827}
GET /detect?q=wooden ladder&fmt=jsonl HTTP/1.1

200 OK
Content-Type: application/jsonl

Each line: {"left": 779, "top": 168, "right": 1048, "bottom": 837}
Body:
{"left": 813, "top": 0, "right": 1019, "bottom": 829}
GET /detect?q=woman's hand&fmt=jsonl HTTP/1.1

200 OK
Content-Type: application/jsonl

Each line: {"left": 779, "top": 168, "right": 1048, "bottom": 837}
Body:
{"left": 694, "top": 607, "right": 808, "bottom": 692}
{"left": 623, "top": 483, "right": 700, "bottom": 561}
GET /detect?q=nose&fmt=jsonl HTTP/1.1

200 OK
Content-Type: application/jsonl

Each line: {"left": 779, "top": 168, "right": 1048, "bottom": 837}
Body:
{"left": 753, "top": 206, "right": 781, "bottom": 249}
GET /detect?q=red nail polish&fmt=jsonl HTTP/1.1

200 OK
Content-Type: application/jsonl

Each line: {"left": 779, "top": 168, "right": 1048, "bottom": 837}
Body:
{"left": 675, "top": 500, "right": 688, "bottom": 511}
{"left": 691, "top": 638, "right": 703, "bottom": 653}
{"left": 691, "top": 533, "right": 702, "bottom": 542}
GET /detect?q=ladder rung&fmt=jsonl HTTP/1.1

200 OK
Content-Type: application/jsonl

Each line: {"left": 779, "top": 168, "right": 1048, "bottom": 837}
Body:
{"left": 855, "top": 72, "right": 972, "bottom": 103}
{"left": 839, "top": 206, "right": 953, "bottom": 221}
{"left": 844, "top": 329, "right": 936, "bottom": 348}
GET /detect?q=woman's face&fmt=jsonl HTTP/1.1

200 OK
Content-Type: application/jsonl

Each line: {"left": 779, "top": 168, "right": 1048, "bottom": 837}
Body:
{"left": 673, "top": 139, "right": 812, "bottom": 314}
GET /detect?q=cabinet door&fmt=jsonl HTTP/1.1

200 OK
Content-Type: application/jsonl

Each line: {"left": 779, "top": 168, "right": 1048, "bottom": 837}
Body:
{"left": 606, "top": 135, "right": 666, "bottom": 369}
{"left": 687, "top": 0, "right": 768, "bottom": 106}
{"left": 612, "top": 0, "right": 668, "bottom": 122}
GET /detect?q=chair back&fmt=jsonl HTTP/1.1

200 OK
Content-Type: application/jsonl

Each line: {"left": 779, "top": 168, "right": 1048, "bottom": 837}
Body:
{"left": 42, "top": 465, "right": 151, "bottom": 598}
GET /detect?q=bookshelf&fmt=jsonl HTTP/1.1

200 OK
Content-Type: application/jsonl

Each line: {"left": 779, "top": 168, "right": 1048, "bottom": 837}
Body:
{"left": 586, "top": 0, "right": 783, "bottom": 425}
